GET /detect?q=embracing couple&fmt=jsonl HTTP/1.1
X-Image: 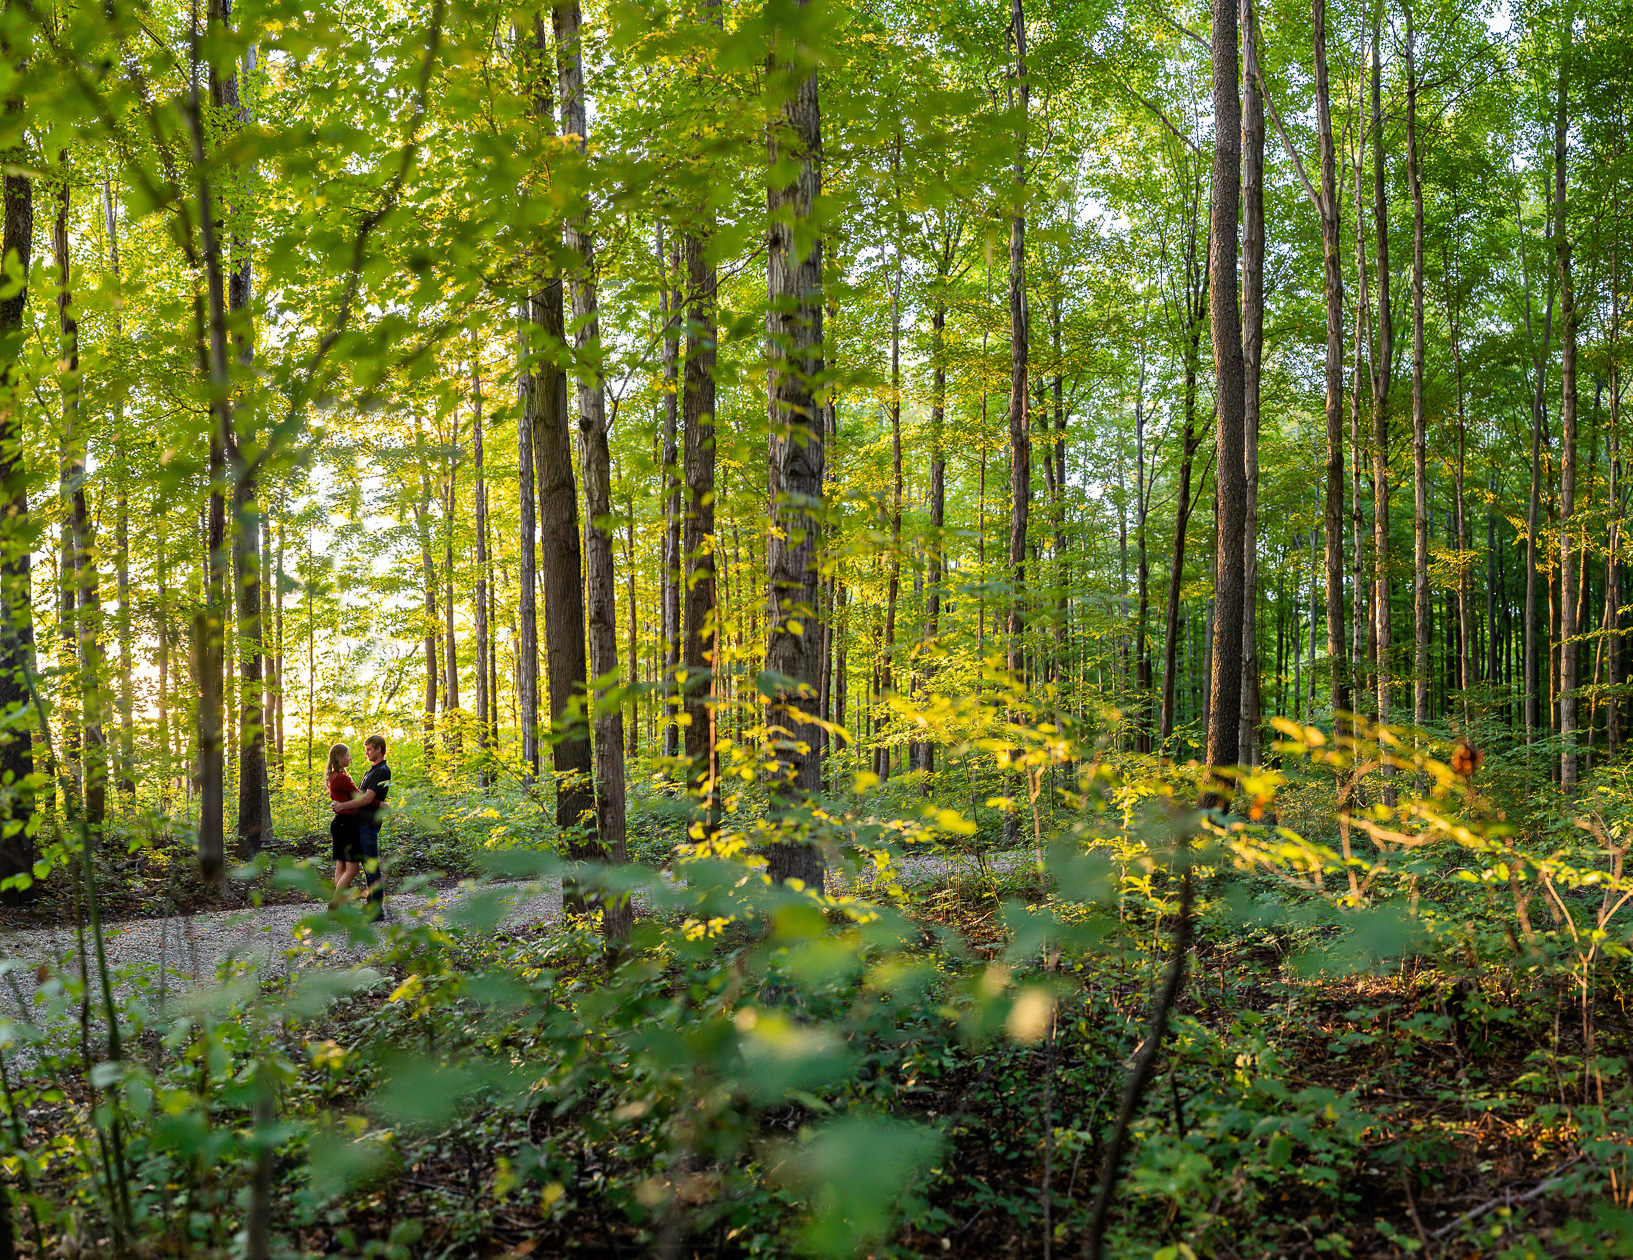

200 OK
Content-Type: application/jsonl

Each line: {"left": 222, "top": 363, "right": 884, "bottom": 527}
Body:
{"left": 325, "top": 734, "right": 392, "bottom": 918}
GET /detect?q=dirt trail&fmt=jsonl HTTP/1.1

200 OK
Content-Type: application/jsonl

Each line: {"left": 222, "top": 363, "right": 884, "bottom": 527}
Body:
{"left": 0, "top": 850, "right": 1033, "bottom": 1037}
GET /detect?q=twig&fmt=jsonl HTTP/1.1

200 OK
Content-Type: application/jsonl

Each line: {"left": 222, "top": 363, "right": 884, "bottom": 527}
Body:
{"left": 1400, "top": 1167, "right": 1434, "bottom": 1257}
{"left": 1083, "top": 851, "right": 1193, "bottom": 1260}
{"left": 1429, "top": 1155, "right": 1586, "bottom": 1241}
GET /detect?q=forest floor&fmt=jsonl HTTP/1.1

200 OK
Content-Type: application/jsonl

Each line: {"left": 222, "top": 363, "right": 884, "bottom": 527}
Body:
{"left": 3, "top": 825, "right": 1626, "bottom": 1257}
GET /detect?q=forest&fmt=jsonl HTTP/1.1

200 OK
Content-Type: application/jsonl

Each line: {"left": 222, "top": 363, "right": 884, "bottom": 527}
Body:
{"left": 0, "top": 0, "right": 1629, "bottom": 1254}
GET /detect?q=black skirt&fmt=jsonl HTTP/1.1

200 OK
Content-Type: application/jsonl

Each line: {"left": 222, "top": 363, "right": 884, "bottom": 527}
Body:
{"left": 330, "top": 813, "right": 362, "bottom": 863}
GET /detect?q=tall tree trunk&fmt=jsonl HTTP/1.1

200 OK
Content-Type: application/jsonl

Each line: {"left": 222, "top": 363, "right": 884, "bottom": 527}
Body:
{"left": 1486, "top": 476, "right": 1498, "bottom": 691}
{"left": 1368, "top": 18, "right": 1395, "bottom": 803}
{"left": 763, "top": 3, "right": 825, "bottom": 888}
{"left": 1443, "top": 233, "right": 1474, "bottom": 727}
{"left": 56, "top": 481, "right": 77, "bottom": 820}
{"left": 1313, "top": 0, "right": 1348, "bottom": 722}
{"left": 189, "top": 41, "right": 236, "bottom": 882}
{"left": 0, "top": 141, "right": 33, "bottom": 895}
{"left": 817, "top": 390, "right": 838, "bottom": 786}
{"left": 62, "top": 156, "right": 130, "bottom": 1237}
{"left": 1160, "top": 222, "right": 1206, "bottom": 743}
{"left": 1051, "top": 294, "right": 1069, "bottom": 709}
{"left": 1134, "top": 356, "right": 1152, "bottom": 753}
{"left": 273, "top": 504, "right": 284, "bottom": 775}
{"left": 682, "top": 2, "right": 722, "bottom": 831}
{"left": 443, "top": 413, "right": 461, "bottom": 758}
{"left": 659, "top": 229, "right": 682, "bottom": 765}
{"left": 53, "top": 165, "right": 105, "bottom": 831}
{"left": 1238, "top": 0, "right": 1264, "bottom": 768}
{"left": 1405, "top": 1, "right": 1429, "bottom": 732}
{"left": 489, "top": 555, "right": 501, "bottom": 750}
{"left": 261, "top": 482, "right": 274, "bottom": 786}
{"left": 625, "top": 480, "right": 638, "bottom": 757}
{"left": 103, "top": 181, "right": 135, "bottom": 799}
{"left": 1608, "top": 391, "right": 1622, "bottom": 755}
{"left": 519, "top": 14, "right": 597, "bottom": 897}
{"left": 1554, "top": 4, "right": 1579, "bottom": 790}
{"left": 554, "top": 0, "right": 631, "bottom": 935}
{"left": 532, "top": 258, "right": 597, "bottom": 872}
{"left": 204, "top": 1, "right": 268, "bottom": 860}
{"left": 1005, "top": 0, "right": 1030, "bottom": 846}
{"left": 1608, "top": 237, "right": 1624, "bottom": 755}
{"left": 1204, "top": 0, "right": 1246, "bottom": 791}
{"left": 413, "top": 408, "right": 440, "bottom": 769}
{"left": 520, "top": 15, "right": 560, "bottom": 821}
{"left": 879, "top": 135, "right": 903, "bottom": 782}
{"left": 1521, "top": 172, "right": 1556, "bottom": 748}
{"left": 231, "top": 480, "right": 266, "bottom": 858}
{"left": 472, "top": 341, "right": 492, "bottom": 780}
{"left": 919, "top": 285, "right": 948, "bottom": 776}
{"left": 516, "top": 303, "right": 540, "bottom": 782}
{"left": 1350, "top": 142, "right": 1369, "bottom": 711}
{"left": 158, "top": 513, "right": 172, "bottom": 803}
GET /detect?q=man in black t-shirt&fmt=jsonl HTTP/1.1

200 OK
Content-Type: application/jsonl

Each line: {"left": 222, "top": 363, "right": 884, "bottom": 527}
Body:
{"left": 333, "top": 733, "right": 391, "bottom": 917}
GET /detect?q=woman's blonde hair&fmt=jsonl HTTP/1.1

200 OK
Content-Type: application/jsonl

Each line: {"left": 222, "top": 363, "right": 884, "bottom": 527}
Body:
{"left": 325, "top": 743, "right": 350, "bottom": 780}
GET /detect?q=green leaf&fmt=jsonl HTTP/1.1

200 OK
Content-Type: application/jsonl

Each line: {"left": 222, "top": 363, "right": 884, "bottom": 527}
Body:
{"left": 787, "top": 1116, "right": 944, "bottom": 1256}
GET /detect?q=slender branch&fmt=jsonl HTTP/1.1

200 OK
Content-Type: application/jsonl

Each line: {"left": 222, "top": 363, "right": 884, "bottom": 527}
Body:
{"left": 1254, "top": 62, "right": 1322, "bottom": 215}
{"left": 1429, "top": 1156, "right": 1586, "bottom": 1241}
{"left": 1140, "top": 0, "right": 1208, "bottom": 49}
{"left": 1083, "top": 848, "right": 1194, "bottom": 1260}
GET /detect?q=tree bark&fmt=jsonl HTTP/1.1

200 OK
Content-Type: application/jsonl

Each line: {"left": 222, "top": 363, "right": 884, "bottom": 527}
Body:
{"left": 205, "top": 0, "right": 268, "bottom": 860}
{"left": 1443, "top": 233, "right": 1474, "bottom": 727}
{"left": 1405, "top": 1, "right": 1429, "bottom": 732}
{"left": 188, "top": 47, "right": 236, "bottom": 882}
{"left": 554, "top": 0, "right": 632, "bottom": 935}
{"left": 520, "top": 14, "right": 596, "bottom": 894}
{"left": 1051, "top": 293, "right": 1069, "bottom": 715}
{"left": 878, "top": 134, "right": 904, "bottom": 782}
{"left": 273, "top": 504, "right": 284, "bottom": 776}
{"left": 918, "top": 285, "right": 948, "bottom": 776}
{"left": 682, "top": 1, "right": 723, "bottom": 832}
{"left": 659, "top": 229, "right": 682, "bottom": 764}
{"left": 1608, "top": 389, "right": 1623, "bottom": 754}
{"left": 625, "top": 480, "right": 638, "bottom": 757}
{"left": 53, "top": 164, "right": 106, "bottom": 831}
{"left": 0, "top": 137, "right": 33, "bottom": 896}
{"left": 443, "top": 410, "right": 461, "bottom": 758}
{"left": 1160, "top": 210, "right": 1206, "bottom": 744}
{"left": 1350, "top": 150, "right": 1369, "bottom": 712}
{"left": 1134, "top": 356, "right": 1152, "bottom": 753}
{"left": 1238, "top": 0, "right": 1264, "bottom": 769}
{"left": 413, "top": 407, "right": 440, "bottom": 769}
{"left": 763, "top": 3, "right": 826, "bottom": 889}
{"left": 516, "top": 303, "right": 540, "bottom": 782}
{"left": 472, "top": 341, "right": 492, "bottom": 779}
{"left": 1608, "top": 237, "right": 1624, "bottom": 753}
{"left": 102, "top": 182, "right": 135, "bottom": 799}
{"left": 1005, "top": 0, "right": 1030, "bottom": 846}
{"left": 158, "top": 513, "right": 172, "bottom": 803}
{"left": 1203, "top": 0, "right": 1246, "bottom": 792}
{"left": 1554, "top": 4, "right": 1579, "bottom": 790}
{"left": 1368, "top": 19, "right": 1395, "bottom": 803}
{"left": 1313, "top": 0, "right": 1349, "bottom": 722}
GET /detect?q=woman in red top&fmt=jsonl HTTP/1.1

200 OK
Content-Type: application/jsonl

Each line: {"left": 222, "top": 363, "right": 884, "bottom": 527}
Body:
{"left": 327, "top": 743, "right": 363, "bottom": 905}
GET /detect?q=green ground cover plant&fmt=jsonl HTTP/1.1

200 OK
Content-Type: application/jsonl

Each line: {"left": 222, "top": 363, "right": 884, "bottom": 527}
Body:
{"left": 6, "top": 721, "right": 1633, "bottom": 1258}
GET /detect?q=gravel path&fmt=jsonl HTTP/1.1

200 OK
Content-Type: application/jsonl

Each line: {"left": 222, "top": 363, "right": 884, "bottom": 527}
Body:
{"left": 0, "top": 848, "right": 1036, "bottom": 1042}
